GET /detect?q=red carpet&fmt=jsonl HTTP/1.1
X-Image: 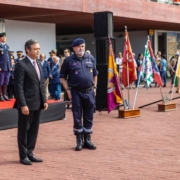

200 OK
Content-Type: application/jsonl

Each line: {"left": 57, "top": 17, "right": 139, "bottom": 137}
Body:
{"left": 0, "top": 99, "right": 63, "bottom": 110}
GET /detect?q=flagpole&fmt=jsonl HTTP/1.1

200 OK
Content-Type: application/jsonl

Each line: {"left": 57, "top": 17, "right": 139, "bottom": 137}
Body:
{"left": 133, "top": 38, "right": 148, "bottom": 109}
{"left": 148, "top": 36, "right": 163, "bottom": 102}
{"left": 159, "top": 86, "right": 164, "bottom": 102}
{"left": 125, "top": 26, "right": 130, "bottom": 109}
{"left": 118, "top": 71, "right": 126, "bottom": 110}
{"left": 170, "top": 74, "right": 176, "bottom": 103}
{"left": 132, "top": 67, "right": 142, "bottom": 109}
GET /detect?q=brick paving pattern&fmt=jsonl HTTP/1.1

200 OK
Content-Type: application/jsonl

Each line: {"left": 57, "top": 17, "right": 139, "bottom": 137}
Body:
{"left": 0, "top": 85, "right": 180, "bottom": 180}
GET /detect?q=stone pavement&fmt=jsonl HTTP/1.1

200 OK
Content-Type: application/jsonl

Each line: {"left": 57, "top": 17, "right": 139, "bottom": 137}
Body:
{"left": 0, "top": 84, "right": 180, "bottom": 180}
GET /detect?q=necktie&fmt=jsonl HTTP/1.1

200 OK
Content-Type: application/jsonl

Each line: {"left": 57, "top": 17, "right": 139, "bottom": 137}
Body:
{"left": 33, "top": 60, "right": 40, "bottom": 80}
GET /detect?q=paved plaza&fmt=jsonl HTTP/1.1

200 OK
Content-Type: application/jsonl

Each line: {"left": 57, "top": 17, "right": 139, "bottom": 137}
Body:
{"left": 0, "top": 84, "right": 180, "bottom": 180}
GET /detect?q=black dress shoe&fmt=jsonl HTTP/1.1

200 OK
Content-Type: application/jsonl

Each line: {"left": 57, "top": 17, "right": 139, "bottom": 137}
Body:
{"left": 3, "top": 95, "right": 11, "bottom": 101}
{"left": 20, "top": 158, "right": 32, "bottom": 165}
{"left": 28, "top": 156, "right": 43, "bottom": 162}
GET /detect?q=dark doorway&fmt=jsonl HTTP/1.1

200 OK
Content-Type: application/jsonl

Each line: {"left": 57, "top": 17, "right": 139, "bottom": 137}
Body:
{"left": 158, "top": 32, "right": 167, "bottom": 54}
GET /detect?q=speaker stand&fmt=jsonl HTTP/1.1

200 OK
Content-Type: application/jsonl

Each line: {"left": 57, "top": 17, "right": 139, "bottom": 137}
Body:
{"left": 118, "top": 108, "right": 141, "bottom": 119}
{"left": 157, "top": 102, "right": 176, "bottom": 112}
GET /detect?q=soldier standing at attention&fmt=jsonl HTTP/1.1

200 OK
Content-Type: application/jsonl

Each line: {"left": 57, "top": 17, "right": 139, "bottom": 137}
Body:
{"left": 14, "top": 51, "right": 23, "bottom": 63}
{"left": 0, "top": 31, "right": 12, "bottom": 101}
{"left": 60, "top": 38, "right": 98, "bottom": 151}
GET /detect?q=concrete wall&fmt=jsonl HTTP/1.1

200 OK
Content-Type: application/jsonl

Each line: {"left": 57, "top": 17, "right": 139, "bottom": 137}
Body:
{"left": 57, "top": 31, "right": 148, "bottom": 59}
{"left": 5, "top": 20, "right": 56, "bottom": 59}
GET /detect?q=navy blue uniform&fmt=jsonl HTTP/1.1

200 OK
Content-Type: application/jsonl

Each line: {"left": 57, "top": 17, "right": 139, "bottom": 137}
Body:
{"left": 0, "top": 43, "right": 12, "bottom": 86}
{"left": 14, "top": 58, "right": 21, "bottom": 64}
{"left": 7, "top": 63, "right": 15, "bottom": 99}
{"left": 60, "top": 52, "right": 98, "bottom": 135}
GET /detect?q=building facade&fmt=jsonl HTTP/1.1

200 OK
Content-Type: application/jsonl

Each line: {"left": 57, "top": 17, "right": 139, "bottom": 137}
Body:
{"left": 0, "top": 0, "right": 180, "bottom": 59}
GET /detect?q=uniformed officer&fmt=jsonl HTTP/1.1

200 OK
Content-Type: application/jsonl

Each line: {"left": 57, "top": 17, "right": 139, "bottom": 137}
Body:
{"left": 10, "top": 51, "right": 15, "bottom": 60}
{"left": 60, "top": 38, "right": 98, "bottom": 151}
{"left": 14, "top": 51, "right": 23, "bottom": 63}
{"left": 0, "top": 31, "right": 12, "bottom": 101}
{"left": 48, "top": 49, "right": 56, "bottom": 99}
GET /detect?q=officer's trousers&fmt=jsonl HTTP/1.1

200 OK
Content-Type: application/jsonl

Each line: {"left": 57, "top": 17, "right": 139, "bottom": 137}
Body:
{"left": 0, "top": 71, "right": 10, "bottom": 86}
{"left": 71, "top": 88, "right": 95, "bottom": 135}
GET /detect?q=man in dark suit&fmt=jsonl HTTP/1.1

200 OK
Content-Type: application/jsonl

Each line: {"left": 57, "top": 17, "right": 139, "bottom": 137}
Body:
{"left": 14, "top": 39, "right": 48, "bottom": 165}
{"left": 39, "top": 53, "right": 51, "bottom": 99}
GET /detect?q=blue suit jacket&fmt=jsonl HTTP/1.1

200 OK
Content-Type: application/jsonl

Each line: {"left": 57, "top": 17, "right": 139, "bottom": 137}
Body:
{"left": 40, "top": 60, "right": 51, "bottom": 79}
{"left": 51, "top": 63, "right": 61, "bottom": 84}
{"left": 0, "top": 43, "right": 12, "bottom": 71}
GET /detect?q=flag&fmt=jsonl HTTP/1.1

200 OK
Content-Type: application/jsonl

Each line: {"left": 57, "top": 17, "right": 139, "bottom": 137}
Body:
{"left": 122, "top": 31, "right": 137, "bottom": 87}
{"left": 176, "top": 56, "right": 180, "bottom": 78}
{"left": 141, "top": 42, "right": 154, "bottom": 87}
{"left": 148, "top": 40, "right": 163, "bottom": 86}
{"left": 107, "top": 40, "right": 122, "bottom": 113}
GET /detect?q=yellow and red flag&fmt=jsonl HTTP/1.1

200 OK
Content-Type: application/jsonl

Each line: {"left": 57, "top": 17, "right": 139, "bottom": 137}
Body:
{"left": 176, "top": 56, "right": 180, "bottom": 78}
{"left": 122, "top": 31, "right": 137, "bottom": 87}
{"left": 107, "top": 39, "right": 122, "bottom": 113}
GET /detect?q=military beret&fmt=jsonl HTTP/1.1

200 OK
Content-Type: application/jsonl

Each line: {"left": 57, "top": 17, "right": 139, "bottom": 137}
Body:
{"left": 17, "top": 51, "right": 23, "bottom": 54}
{"left": 71, "top": 38, "right": 85, "bottom": 47}
{"left": 0, "top": 32, "right": 6, "bottom": 37}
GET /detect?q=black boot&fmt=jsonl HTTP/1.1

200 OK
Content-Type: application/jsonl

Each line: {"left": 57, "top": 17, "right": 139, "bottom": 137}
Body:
{"left": 75, "top": 134, "right": 83, "bottom": 151}
{"left": 2, "top": 85, "right": 10, "bottom": 101}
{"left": 0, "top": 86, "right": 5, "bottom": 101}
{"left": 84, "top": 134, "right": 96, "bottom": 150}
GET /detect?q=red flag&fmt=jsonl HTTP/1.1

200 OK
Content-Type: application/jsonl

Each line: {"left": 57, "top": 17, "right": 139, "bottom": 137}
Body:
{"left": 148, "top": 40, "right": 163, "bottom": 86}
{"left": 122, "top": 32, "right": 137, "bottom": 87}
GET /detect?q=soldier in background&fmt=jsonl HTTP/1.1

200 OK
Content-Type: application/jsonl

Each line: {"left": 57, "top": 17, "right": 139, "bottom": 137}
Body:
{"left": 7, "top": 56, "right": 15, "bottom": 99}
{"left": 48, "top": 49, "right": 57, "bottom": 99}
{"left": 10, "top": 51, "right": 15, "bottom": 60}
{"left": 62, "top": 48, "right": 71, "bottom": 108}
{"left": 0, "top": 31, "right": 12, "bottom": 101}
{"left": 48, "top": 49, "right": 56, "bottom": 69}
{"left": 14, "top": 51, "right": 23, "bottom": 63}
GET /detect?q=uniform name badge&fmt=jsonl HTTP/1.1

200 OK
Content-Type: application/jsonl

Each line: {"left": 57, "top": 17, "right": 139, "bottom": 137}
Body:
{"left": 90, "top": 68, "right": 93, "bottom": 73}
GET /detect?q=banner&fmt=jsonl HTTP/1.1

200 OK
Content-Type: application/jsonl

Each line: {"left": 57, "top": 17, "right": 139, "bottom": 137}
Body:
{"left": 122, "top": 31, "right": 137, "bottom": 87}
{"left": 107, "top": 40, "right": 122, "bottom": 113}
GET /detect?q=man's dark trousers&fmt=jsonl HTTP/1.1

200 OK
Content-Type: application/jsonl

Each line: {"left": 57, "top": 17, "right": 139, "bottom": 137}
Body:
{"left": 17, "top": 108, "right": 41, "bottom": 159}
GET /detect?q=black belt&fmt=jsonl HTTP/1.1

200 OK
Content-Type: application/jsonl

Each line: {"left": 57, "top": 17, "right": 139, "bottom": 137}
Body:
{"left": 72, "top": 87, "right": 93, "bottom": 93}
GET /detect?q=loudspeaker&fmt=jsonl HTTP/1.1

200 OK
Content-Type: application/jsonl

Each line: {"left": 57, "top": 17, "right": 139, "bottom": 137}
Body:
{"left": 96, "top": 38, "right": 116, "bottom": 64}
{"left": 94, "top": 11, "right": 113, "bottom": 38}
{"left": 96, "top": 64, "right": 108, "bottom": 110}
